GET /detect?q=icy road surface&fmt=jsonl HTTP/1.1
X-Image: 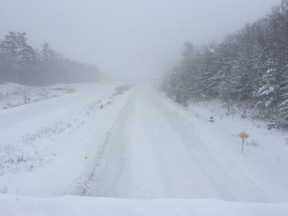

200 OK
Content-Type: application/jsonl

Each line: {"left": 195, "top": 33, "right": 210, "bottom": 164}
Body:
{"left": 0, "top": 83, "right": 288, "bottom": 203}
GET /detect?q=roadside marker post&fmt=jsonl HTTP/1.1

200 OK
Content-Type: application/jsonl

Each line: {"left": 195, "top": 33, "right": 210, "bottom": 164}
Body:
{"left": 239, "top": 131, "right": 249, "bottom": 154}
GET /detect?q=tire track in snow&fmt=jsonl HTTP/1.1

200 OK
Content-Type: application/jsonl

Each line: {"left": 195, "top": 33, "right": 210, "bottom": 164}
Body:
{"left": 82, "top": 91, "right": 135, "bottom": 197}
{"left": 151, "top": 88, "right": 268, "bottom": 202}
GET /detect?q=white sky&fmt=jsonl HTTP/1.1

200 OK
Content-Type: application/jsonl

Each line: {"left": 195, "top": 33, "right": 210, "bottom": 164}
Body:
{"left": 0, "top": 0, "right": 281, "bottom": 79}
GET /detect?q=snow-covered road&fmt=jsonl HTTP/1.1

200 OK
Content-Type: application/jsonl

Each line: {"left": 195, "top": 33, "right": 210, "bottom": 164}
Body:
{"left": 88, "top": 84, "right": 230, "bottom": 199}
{"left": 1, "top": 83, "right": 288, "bottom": 203}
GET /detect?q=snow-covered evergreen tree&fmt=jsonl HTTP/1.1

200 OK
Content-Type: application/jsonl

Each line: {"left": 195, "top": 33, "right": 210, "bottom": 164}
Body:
{"left": 162, "top": 0, "right": 288, "bottom": 129}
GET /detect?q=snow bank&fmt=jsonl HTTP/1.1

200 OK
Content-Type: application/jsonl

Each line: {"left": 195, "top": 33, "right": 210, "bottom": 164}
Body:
{"left": 187, "top": 99, "right": 288, "bottom": 159}
{"left": 0, "top": 83, "right": 100, "bottom": 110}
{"left": 0, "top": 195, "right": 287, "bottom": 216}
{"left": 0, "top": 83, "right": 133, "bottom": 196}
{"left": 158, "top": 92, "right": 288, "bottom": 202}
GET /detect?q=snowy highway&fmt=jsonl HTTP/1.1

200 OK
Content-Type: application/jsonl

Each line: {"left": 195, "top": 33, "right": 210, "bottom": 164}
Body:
{"left": 86, "top": 84, "right": 235, "bottom": 199}
{"left": 1, "top": 83, "right": 288, "bottom": 203}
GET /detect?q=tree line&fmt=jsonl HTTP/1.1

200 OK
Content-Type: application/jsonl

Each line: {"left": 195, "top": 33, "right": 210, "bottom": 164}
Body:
{"left": 162, "top": 0, "right": 288, "bottom": 129}
{"left": 0, "top": 32, "right": 100, "bottom": 86}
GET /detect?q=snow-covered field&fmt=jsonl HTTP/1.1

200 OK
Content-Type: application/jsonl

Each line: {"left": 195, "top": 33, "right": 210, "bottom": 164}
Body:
{"left": 0, "top": 83, "right": 287, "bottom": 215}
{"left": 1, "top": 195, "right": 288, "bottom": 216}
{"left": 0, "top": 83, "right": 99, "bottom": 110}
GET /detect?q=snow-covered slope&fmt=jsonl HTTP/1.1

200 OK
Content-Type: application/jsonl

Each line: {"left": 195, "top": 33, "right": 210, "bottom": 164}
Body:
{"left": 0, "top": 83, "right": 100, "bottom": 110}
{"left": 0, "top": 82, "right": 131, "bottom": 196}
{"left": 0, "top": 83, "right": 287, "bottom": 215}
{"left": 1, "top": 195, "right": 287, "bottom": 216}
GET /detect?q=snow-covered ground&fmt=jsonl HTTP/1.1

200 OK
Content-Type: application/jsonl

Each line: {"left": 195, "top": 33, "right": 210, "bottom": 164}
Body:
{"left": 0, "top": 83, "right": 100, "bottom": 110}
{"left": 0, "top": 82, "right": 131, "bottom": 196}
{"left": 0, "top": 83, "right": 288, "bottom": 215}
{"left": 1, "top": 195, "right": 288, "bottom": 216}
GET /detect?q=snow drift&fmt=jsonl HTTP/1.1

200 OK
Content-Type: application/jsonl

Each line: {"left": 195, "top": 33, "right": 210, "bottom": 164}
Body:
{"left": 1, "top": 195, "right": 287, "bottom": 216}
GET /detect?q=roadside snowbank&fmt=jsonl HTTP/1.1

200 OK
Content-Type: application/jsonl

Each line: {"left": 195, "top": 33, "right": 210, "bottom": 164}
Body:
{"left": 0, "top": 195, "right": 287, "bottom": 216}
{"left": 158, "top": 92, "right": 288, "bottom": 202}
{"left": 0, "top": 83, "right": 132, "bottom": 196}
{"left": 0, "top": 83, "right": 100, "bottom": 109}
{"left": 187, "top": 99, "right": 288, "bottom": 157}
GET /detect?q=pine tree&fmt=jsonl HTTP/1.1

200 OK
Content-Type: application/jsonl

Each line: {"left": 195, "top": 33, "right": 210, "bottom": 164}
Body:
{"left": 235, "top": 24, "right": 257, "bottom": 105}
{"left": 196, "top": 45, "right": 218, "bottom": 99}
{"left": 214, "top": 37, "right": 236, "bottom": 112}
{"left": 41, "top": 43, "right": 50, "bottom": 63}
{"left": 0, "top": 32, "right": 19, "bottom": 57}
{"left": 17, "top": 32, "right": 36, "bottom": 65}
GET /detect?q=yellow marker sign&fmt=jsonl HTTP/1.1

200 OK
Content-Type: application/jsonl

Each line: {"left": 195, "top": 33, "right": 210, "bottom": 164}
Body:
{"left": 239, "top": 132, "right": 249, "bottom": 140}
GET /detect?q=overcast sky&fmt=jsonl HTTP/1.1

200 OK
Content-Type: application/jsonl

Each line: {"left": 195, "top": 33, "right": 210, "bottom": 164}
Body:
{"left": 0, "top": 0, "right": 281, "bottom": 79}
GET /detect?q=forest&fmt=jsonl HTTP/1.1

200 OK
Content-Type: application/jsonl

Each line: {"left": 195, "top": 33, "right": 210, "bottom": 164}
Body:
{"left": 162, "top": 0, "right": 288, "bottom": 129}
{"left": 0, "top": 32, "right": 100, "bottom": 86}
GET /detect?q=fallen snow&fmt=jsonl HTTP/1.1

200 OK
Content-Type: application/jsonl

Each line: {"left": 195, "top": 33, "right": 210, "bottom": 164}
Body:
{"left": 0, "top": 82, "right": 131, "bottom": 196}
{"left": 0, "top": 195, "right": 288, "bottom": 216}
{"left": 0, "top": 82, "right": 101, "bottom": 110}
{"left": 0, "top": 83, "right": 288, "bottom": 215}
